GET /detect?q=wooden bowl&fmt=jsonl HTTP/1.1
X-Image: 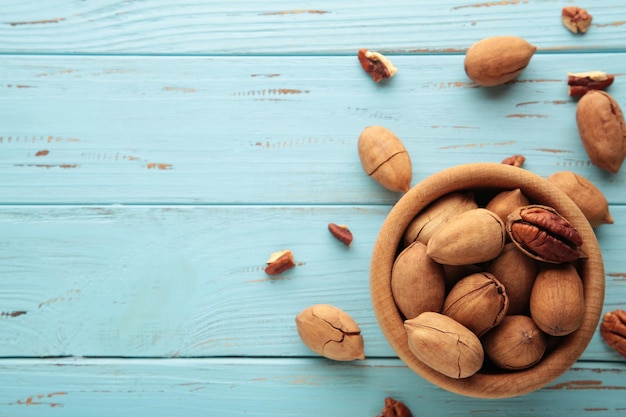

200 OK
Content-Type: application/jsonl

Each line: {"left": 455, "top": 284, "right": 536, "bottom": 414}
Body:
{"left": 370, "top": 162, "right": 605, "bottom": 398}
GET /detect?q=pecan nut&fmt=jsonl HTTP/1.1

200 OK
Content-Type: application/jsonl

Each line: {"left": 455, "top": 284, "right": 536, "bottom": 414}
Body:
{"left": 501, "top": 154, "right": 525, "bottom": 167}
{"left": 600, "top": 309, "right": 626, "bottom": 359}
{"left": 264, "top": 249, "right": 295, "bottom": 276}
{"left": 377, "top": 397, "right": 413, "bottom": 417}
{"left": 562, "top": 6, "right": 592, "bottom": 34}
{"left": 506, "top": 205, "right": 585, "bottom": 264}
{"left": 576, "top": 90, "right": 626, "bottom": 174}
{"left": 328, "top": 223, "right": 353, "bottom": 246}
{"left": 568, "top": 71, "right": 615, "bottom": 97}
{"left": 358, "top": 49, "right": 398, "bottom": 82}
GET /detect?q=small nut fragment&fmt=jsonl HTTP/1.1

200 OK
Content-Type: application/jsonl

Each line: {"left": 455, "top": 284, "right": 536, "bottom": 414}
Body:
{"left": 328, "top": 223, "right": 353, "bottom": 246}
{"left": 442, "top": 272, "right": 509, "bottom": 337}
{"left": 264, "top": 249, "right": 296, "bottom": 276}
{"left": 377, "top": 397, "right": 413, "bottom": 417}
{"left": 464, "top": 36, "right": 537, "bottom": 86}
{"left": 358, "top": 125, "right": 412, "bottom": 193}
{"left": 295, "top": 304, "right": 365, "bottom": 361}
{"left": 562, "top": 6, "right": 593, "bottom": 34}
{"left": 506, "top": 205, "right": 585, "bottom": 264}
{"left": 405, "top": 312, "right": 484, "bottom": 379}
{"left": 358, "top": 49, "right": 398, "bottom": 82}
{"left": 576, "top": 90, "right": 626, "bottom": 174}
{"left": 427, "top": 208, "right": 506, "bottom": 266}
{"left": 391, "top": 242, "right": 445, "bottom": 320}
{"left": 482, "top": 315, "right": 547, "bottom": 370}
{"left": 501, "top": 155, "right": 526, "bottom": 167}
{"left": 600, "top": 309, "right": 626, "bottom": 359}
{"left": 547, "top": 171, "right": 614, "bottom": 227}
{"left": 530, "top": 263, "right": 585, "bottom": 336}
{"left": 568, "top": 71, "right": 615, "bottom": 97}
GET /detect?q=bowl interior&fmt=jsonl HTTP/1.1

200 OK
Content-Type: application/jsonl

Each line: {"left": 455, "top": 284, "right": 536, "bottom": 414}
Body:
{"left": 370, "top": 162, "right": 605, "bottom": 398}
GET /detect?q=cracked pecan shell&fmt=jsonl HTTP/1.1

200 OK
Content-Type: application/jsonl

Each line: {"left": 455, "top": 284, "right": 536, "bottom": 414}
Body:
{"left": 506, "top": 205, "right": 585, "bottom": 264}
{"left": 295, "top": 304, "right": 365, "bottom": 361}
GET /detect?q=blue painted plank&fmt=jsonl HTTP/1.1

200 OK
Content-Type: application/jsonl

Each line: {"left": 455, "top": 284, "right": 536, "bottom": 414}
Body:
{"left": 1, "top": 1, "right": 626, "bottom": 54}
{"left": 1, "top": 54, "right": 625, "bottom": 205}
{"left": 1, "top": 205, "right": 623, "bottom": 360}
{"left": 0, "top": 358, "right": 624, "bottom": 416}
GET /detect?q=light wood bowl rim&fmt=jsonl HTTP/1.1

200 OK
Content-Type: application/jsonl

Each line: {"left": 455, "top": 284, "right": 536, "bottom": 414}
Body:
{"left": 370, "top": 162, "right": 605, "bottom": 398}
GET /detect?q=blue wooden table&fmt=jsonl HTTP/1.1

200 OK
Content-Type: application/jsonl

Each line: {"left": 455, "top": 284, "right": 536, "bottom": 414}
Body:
{"left": 1, "top": 1, "right": 625, "bottom": 415}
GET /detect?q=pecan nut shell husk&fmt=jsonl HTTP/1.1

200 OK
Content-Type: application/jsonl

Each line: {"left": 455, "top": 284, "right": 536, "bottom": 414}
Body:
{"left": 600, "top": 309, "right": 626, "bottom": 359}
{"left": 506, "top": 205, "right": 585, "bottom": 264}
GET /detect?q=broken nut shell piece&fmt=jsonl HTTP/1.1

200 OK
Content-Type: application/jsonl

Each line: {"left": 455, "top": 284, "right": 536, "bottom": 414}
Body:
{"left": 568, "top": 71, "right": 614, "bottom": 97}
{"left": 562, "top": 6, "right": 593, "bottom": 34}
{"left": 264, "top": 249, "right": 296, "bottom": 276}
{"left": 358, "top": 49, "right": 398, "bottom": 82}
{"left": 328, "top": 223, "right": 353, "bottom": 246}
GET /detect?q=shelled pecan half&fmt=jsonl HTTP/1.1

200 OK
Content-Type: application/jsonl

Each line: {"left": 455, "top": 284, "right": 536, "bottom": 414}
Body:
{"left": 600, "top": 309, "right": 626, "bottom": 358}
{"left": 568, "top": 71, "right": 614, "bottom": 97}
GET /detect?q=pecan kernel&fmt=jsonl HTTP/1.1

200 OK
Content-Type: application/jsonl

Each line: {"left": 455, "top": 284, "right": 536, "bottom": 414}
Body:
{"left": 501, "top": 154, "right": 526, "bottom": 167}
{"left": 568, "top": 71, "right": 615, "bottom": 97}
{"left": 264, "top": 249, "right": 295, "bottom": 276}
{"left": 562, "top": 6, "right": 593, "bottom": 34}
{"left": 358, "top": 49, "right": 398, "bottom": 82}
{"left": 328, "top": 223, "right": 353, "bottom": 246}
{"left": 600, "top": 309, "right": 626, "bottom": 359}
{"left": 377, "top": 397, "right": 413, "bottom": 417}
{"left": 506, "top": 205, "right": 584, "bottom": 264}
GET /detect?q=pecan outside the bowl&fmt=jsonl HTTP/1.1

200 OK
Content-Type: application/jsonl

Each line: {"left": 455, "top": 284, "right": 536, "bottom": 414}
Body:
{"left": 568, "top": 71, "right": 615, "bottom": 97}
{"left": 358, "top": 49, "right": 398, "bottom": 82}
{"left": 377, "top": 397, "right": 413, "bottom": 417}
{"left": 562, "top": 6, "right": 593, "bottom": 34}
{"left": 501, "top": 155, "right": 526, "bottom": 167}
{"left": 600, "top": 309, "right": 626, "bottom": 359}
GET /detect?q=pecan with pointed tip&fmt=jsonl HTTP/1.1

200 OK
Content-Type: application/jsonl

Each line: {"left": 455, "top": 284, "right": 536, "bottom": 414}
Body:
{"left": 506, "top": 205, "right": 585, "bottom": 264}
{"left": 328, "top": 223, "right": 353, "bottom": 246}
{"left": 501, "top": 154, "right": 525, "bottom": 167}
{"left": 264, "top": 249, "right": 295, "bottom": 276}
{"left": 377, "top": 397, "right": 413, "bottom": 417}
{"left": 562, "top": 6, "right": 592, "bottom": 34}
{"left": 568, "top": 71, "right": 615, "bottom": 97}
{"left": 358, "top": 49, "right": 398, "bottom": 82}
{"left": 600, "top": 309, "right": 626, "bottom": 359}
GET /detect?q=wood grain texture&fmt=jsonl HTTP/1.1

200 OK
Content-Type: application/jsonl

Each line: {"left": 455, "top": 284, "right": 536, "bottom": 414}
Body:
{"left": 1, "top": 1, "right": 626, "bottom": 54}
{"left": 0, "top": 205, "right": 623, "bottom": 361}
{"left": 1, "top": 54, "right": 625, "bottom": 205}
{"left": 0, "top": 358, "right": 624, "bottom": 416}
{"left": 2, "top": 0, "right": 626, "bottom": 412}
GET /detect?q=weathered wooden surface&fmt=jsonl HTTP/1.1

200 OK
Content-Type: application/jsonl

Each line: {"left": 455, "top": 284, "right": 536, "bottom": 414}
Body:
{"left": 1, "top": 359, "right": 626, "bottom": 416}
{"left": 2, "top": 54, "right": 625, "bottom": 204}
{"left": 1, "top": 0, "right": 625, "bottom": 415}
{"left": 0, "top": 205, "right": 624, "bottom": 360}
{"left": 1, "top": 0, "right": 626, "bottom": 54}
